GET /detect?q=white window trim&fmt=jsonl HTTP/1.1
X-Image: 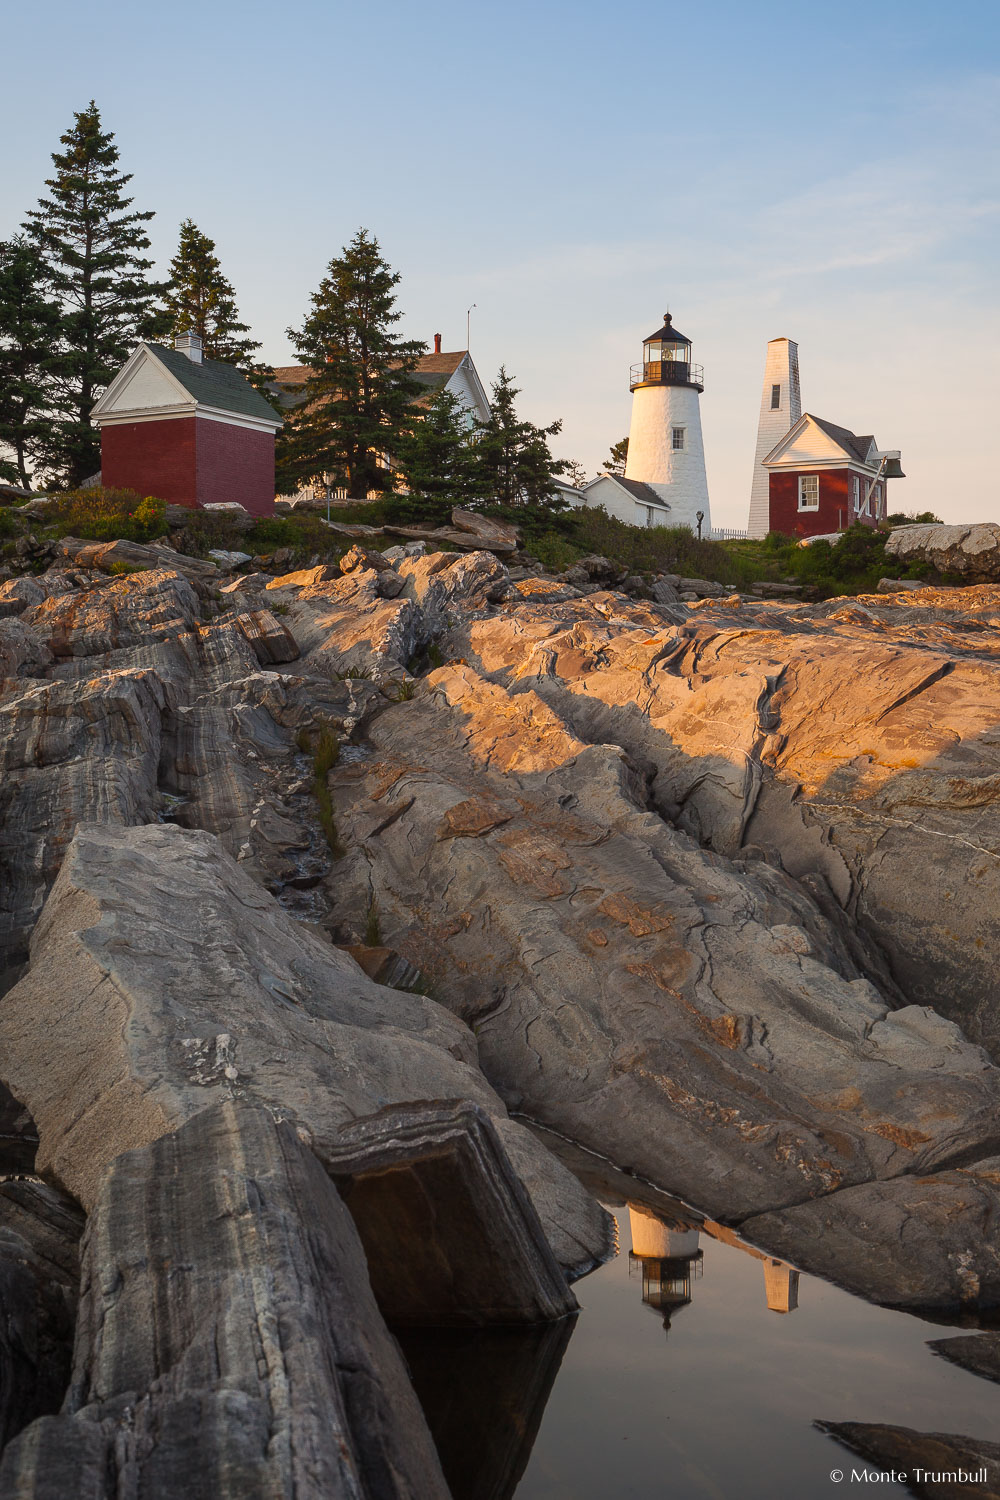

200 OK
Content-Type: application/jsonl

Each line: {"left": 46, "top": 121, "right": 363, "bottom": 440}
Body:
{"left": 671, "top": 427, "right": 686, "bottom": 451}
{"left": 798, "top": 475, "right": 819, "bottom": 511}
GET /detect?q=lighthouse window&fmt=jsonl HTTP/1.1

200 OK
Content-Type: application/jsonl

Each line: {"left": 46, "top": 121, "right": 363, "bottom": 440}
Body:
{"left": 798, "top": 475, "right": 819, "bottom": 510}
{"left": 672, "top": 428, "right": 685, "bottom": 450}
{"left": 771, "top": 384, "right": 781, "bottom": 409}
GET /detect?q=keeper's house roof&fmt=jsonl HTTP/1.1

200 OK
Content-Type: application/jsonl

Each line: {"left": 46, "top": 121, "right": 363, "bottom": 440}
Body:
{"left": 270, "top": 349, "right": 470, "bottom": 413}
{"left": 92, "top": 343, "right": 282, "bottom": 431}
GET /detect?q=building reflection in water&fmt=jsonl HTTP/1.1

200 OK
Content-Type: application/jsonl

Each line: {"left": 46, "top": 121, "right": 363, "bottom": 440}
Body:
{"left": 628, "top": 1202, "right": 801, "bottom": 1324}
{"left": 628, "top": 1203, "right": 703, "bottom": 1336}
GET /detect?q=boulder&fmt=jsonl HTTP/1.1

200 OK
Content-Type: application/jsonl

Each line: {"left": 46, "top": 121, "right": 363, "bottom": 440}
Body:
{"left": 207, "top": 548, "right": 252, "bottom": 568}
{"left": 340, "top": 544, "right": 391, "bottom": 574}
{"left": 450, "top": 507, "right": 521, "bottom": 553}
{"left": 163, "top": 503, "right": 196, "bottom": 527}
{"left": 885, "top": 522, "right": 1000, "bottom": 580}
{"left": 0, "top": 482, "right": 34, "bottom": 504}
{"left": 201, "top": 501, "right": 254, "bottom": 532}
{"left": 233, "top": 609, "right": 300, "bottom": 665}
{"left": 265, "top": 563, "right": 340, "bottom": 590}
{"left": 55, "top": 537, "right": 219, "bottom": 584}
{"left": 324, "top": 658, "right": 1000, "bottom": 1305}
{"left": 817, "top": 1421, "right": 1000, "bottom": 1499}
{"left": 929, "top": 1332, "right": 1000, "bottom": 1385}
{"left": 0, "top": 1102, "right": 450, "bottom": 1500}
{"left": 322, "top": 1099, "right": 577, "bottom": 1324}
{"left": 0, "top": 578, "right": 46, "bottom": 618}
{"left": 0, "top": 820, "right": 610, "bottom": 1275}
{"left": 0, "top": 1178, "right": 84, "bottom": 1447}
{"left": 741, "top": 1159, "right": 1000, "bottom": 1310}
{"left": 877, "top": 576, "right": 926, "bottom": 592}
{"left": 452, "top": 582, "right": 1000, "bottom": 1056}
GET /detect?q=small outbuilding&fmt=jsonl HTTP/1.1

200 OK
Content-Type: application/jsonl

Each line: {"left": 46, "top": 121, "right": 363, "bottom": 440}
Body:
{"left": 92, "top": 333, "right": 282, "bottom": 517}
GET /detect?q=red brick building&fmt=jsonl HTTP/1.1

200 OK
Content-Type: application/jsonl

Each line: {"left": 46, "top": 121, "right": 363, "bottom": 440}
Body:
{"left": 92, "top": 334, "right": 282, "bottom": 517}
{"left": 762, "top": 413, "right": 900, "bottom": 539}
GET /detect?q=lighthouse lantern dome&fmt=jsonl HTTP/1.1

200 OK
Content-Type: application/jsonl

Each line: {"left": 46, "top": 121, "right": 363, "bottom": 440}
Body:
{"left": 631, "top": 310, "right": 704, "bottom": 393}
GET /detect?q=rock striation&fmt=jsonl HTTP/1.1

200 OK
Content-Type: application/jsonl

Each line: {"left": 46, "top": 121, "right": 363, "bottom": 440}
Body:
{"left": 0, "top": 1103, "right": 451, "bottom": 1500}
{"left": 7, "top": 532, "right": 1000, "bottom": 1483}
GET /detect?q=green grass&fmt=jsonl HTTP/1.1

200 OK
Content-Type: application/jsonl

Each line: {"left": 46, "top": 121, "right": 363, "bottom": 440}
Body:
{"left": 294, "top": 725, "right": 345, "bottom": 856}
{"left": 36, "top": 487, "right": 167, "bottom": 544}
{"left": 322, "top": 496, "right": 941, "bottom": 599}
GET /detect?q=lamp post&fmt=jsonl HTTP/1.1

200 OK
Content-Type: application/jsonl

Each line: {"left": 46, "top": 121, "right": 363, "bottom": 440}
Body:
{"left": 696, "top": 509, "right": 704, "bottom": 540}
{"left": 467, "top": 302, "right": 476, "bottom": 351}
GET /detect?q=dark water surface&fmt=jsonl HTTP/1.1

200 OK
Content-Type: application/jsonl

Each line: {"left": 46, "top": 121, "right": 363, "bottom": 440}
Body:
{"left": 401, "top": 1154, "right": 1000, "bottom": 1500}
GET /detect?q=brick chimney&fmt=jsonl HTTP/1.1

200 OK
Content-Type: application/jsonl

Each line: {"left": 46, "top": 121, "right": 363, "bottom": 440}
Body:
{"left": 433, "top": 333, "right": 442, "bottom": 354}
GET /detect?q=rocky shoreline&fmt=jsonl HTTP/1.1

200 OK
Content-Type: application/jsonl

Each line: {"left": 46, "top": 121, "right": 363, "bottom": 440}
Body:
{"left": 3, "top": 528, "right": 1000, "bottom": 1491}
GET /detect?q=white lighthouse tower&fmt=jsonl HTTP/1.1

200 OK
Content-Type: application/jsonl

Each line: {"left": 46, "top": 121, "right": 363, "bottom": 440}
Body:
{"left": 747, "top": 337, "right": 801, "bottom": 537}
{"left": 624, "top": 311, "right": 711, "bottom": 533}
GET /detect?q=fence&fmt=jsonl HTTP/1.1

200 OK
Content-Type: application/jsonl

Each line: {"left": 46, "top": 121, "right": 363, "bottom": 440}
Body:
{"left": 711, "top": 527, "right": 749, "bottom": 541}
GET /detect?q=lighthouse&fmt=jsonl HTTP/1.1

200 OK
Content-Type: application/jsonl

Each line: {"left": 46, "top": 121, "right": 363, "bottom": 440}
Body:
{"left": 623, "top": 311, "right": 711, "bottom": 532}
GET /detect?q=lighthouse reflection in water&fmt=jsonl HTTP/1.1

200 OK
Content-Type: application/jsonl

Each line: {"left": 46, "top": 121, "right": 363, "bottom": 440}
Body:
{"left": 627, "top": 1203, "right": 800, "bottom": 1333}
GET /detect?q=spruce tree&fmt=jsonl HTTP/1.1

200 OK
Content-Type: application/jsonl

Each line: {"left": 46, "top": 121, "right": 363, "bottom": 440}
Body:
{"left": 23, "top": 101, "right": 167, "bottom": 486}
{"left": 394, "top": 387, "right": 479, "bottom": 503}
{"left": 277, "top": 229, "right": 425, "bottom": 498}
{"left": 0, "top": 237, "right": 63, "bottom": 488}
{"left": 603, "top": 436, "right": 628, "bottom": 476}
{"left": 161, "top": 219, "right": 262, "bottom": 369}
{"left": 472, "top": 367, "right": 568, "bottom": 506}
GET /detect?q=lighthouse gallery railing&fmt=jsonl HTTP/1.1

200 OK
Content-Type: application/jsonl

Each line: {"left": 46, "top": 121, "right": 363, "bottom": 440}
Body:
{"left": 630, "top": 361, "right": 704, "bottom": 391}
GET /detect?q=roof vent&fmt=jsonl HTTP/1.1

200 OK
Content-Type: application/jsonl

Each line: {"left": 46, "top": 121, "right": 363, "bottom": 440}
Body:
{"left": 174, "top": 330, "right": 203, "bottom": 364}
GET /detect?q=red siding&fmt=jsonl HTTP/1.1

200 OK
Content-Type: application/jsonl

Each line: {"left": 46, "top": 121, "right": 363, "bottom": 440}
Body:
{"left": 194, "top": 417, "right": 274, "bottom": 517}
{"left": 100, "top": 414, "right": 275, "bottom": 516}
{"left": 768, "top": 468, "right": 879, "bottom": 538}
{"left": 101, "top": 417, "right": 198, "bottom": 506}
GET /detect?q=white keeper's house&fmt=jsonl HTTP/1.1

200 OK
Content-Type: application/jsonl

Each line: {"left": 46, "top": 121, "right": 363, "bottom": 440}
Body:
{"left": 271, "top": 335, "right": 492, "bottom": 498}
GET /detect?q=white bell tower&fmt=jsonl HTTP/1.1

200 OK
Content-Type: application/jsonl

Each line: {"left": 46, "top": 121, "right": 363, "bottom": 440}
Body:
{"left": 747, "top": 337, "right": 801, "bottom": 537}
{"left": 624, "top": 312, "right": 711, "bottom": 533}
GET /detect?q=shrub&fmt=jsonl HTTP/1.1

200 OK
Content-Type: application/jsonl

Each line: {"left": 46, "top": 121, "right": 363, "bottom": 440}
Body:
{"left": 0, "top": 509, "right": 17, "bottom": 539}
{"left": 42, "top": 487, "right": 167, "bottom": 543}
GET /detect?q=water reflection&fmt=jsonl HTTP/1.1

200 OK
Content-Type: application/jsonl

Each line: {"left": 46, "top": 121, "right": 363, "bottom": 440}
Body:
{"left": 628, "top": 1202, "right": 801, "bottom": 1332}
{"left": 628, "top": 1204, "right": 703, "bottom": 1335}
{"left": 397, "top": 1316, "right": 576, "bottom": 1500}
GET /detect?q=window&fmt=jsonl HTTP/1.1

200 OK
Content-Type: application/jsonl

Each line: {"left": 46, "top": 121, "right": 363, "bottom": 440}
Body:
{"left": 853, "top": 475, "right": 861, "bottom": 510}
{"left": 770, "top": 384, "right": 781, "bottom": 409}
{"left": 672, "top": 427, "right": 685, "bottom": 450}
{"left": 645, "top": 506, "right": 655, "bottom": 527}
{"left": 798, "top": 475, "right": 819, "bottom": 510}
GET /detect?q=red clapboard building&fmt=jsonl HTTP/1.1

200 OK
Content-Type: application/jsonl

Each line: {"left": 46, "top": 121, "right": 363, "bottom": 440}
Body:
{"left": 762, "top": 413, "right": 899, "bottom": 539}
{"left": 92, "top": 333, "right": 282, "bottom": 517}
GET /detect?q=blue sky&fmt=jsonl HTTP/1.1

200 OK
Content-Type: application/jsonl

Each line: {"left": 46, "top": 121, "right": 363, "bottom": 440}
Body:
{"left": 5, "top": 0, "right": 998, "bottom": 524}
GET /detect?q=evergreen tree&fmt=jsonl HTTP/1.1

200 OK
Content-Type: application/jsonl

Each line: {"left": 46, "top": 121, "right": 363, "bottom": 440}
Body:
{"left": 161, "top": 219, "right": 263, "bottom": 369}
{"left": 0, "top": 237, "right": 63, "bottom": 487}
{"left": 472, "top": 367, "right": 568, "bottom": 506}
{"left": 603, "top": 436, "right": 628, "bottom": 476}
{"left": 394, "top": 387, "right": 479, "bottom": 501}
{"left": 23, "top": 101, "right": 167, "bottom": 485}
{"left": 564, "top": 459, "right": 588, "bottom": 489}
{"left": 277, "top": 229, "right": 425, "bottom": 498}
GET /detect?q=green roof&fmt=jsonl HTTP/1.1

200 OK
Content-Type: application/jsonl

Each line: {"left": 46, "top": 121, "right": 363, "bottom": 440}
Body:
{"left": 148, "top": 344, "right": 281, "bottom": 425}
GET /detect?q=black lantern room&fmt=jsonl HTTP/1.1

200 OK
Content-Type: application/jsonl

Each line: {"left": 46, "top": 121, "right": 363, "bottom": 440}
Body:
{"left": 630, "top": 312, "right": 704, "bottom": 393}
